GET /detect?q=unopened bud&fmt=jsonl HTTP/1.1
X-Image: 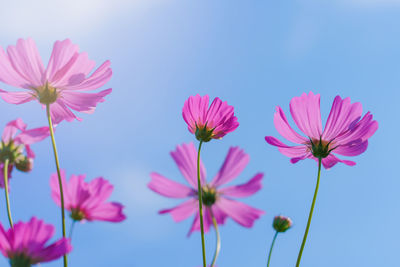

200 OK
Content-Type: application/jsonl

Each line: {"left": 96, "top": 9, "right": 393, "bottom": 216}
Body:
{"left": 273, "top": 215, "right": 292, "bottom": 233}
{"left": 15, "top": 157, "right": 33, "bottom": 172}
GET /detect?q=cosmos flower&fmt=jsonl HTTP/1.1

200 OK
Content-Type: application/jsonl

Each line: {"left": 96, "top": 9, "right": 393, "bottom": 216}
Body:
{"left": 265, "top": 92, "right": 378, "bottom": 169}
{"left": 50, "top": 170, "right": 126, "bottom": 223}
{"left": 182, "top": 95, "right": 239, "bottom": 142}
{"left": 0, "top": 118, "right": 49, "bottom": 188}
{"left": 149, "top": 142, "right": 264, "bottom": 235}
{"left": 0, "top": 217, "right": 72, "bottom": 266}
{"left": 0, "top": 38, "right": 112, "bottom": 124}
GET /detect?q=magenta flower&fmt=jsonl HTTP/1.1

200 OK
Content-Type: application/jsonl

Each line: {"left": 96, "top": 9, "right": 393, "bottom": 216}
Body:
{"left": 0, "top": 217, "right": 72, "bottom": 266}
{"left": 50, "top": 170, "right": 126, "bottom": 222}
{"left": 149, "top": 142, "right": 264, "bottom": 235}
{"left": 265, "top": 92, "right": 378, "bottom": 169}
{"left": 0, "top": 38, "right": 112, "bottom": 124}
{"left": 182, "top": 95, "right": 239, "bottom": 142}
{"left": 0, "top": 118, "right": 49, "bottom": 188}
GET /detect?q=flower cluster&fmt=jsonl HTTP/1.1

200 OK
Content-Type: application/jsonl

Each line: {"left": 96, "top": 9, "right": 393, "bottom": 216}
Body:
{"left": 0, "top": 38, "right": 125, "bottom": 266}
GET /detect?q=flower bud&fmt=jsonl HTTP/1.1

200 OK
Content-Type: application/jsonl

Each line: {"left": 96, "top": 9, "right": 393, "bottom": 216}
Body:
{"left": 15, "top": 157, "right": 33, "bottom": 173}
{"left": 273, "top": 215, "right": 292, "bottom": 233}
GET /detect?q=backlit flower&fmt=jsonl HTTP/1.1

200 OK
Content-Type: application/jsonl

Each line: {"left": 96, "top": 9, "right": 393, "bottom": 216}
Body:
{"left": 149, "top": 142, "right": 264, "bottom": 235}
{"left": 0, "top": 217, "right": 72, "bottom": 266}
{"left": 0, "top": 118, "right": 49, "bottom": 187}
{"left": 265, "top": 92, "right": 378, "bottom": 169}
{"left": 50, "top": 170, "right": 126, "bottom": 222}
{"left": 182, "top": 95, "right": 239, "bottom": 142}
{"left": 0, "top": 38, "right": 112, "bottom": 124}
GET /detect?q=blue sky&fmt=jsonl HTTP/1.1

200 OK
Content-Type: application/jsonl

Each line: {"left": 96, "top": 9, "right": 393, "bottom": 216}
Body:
{"left": 0, "top": 1, "right": 398, "bottom": 266}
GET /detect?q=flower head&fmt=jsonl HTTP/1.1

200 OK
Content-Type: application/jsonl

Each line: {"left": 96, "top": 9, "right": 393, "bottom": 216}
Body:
{"left": 0, "top": 217, "right": 72, "bottom": 266}
{"left": 273, "top": 215, "right": 292, "bottom": 233}
{"left": 182, "top": 95, "right": 239, "bottom": 142}
{"left": 265, "top": 92, "right": 378, "bottom": 169}
{"left": 148, "top": 142, "right": 264, "bottom": 235}
{"left": 0, "top": 118, "right": 49, "bottom": 187}
{"left": 50, "top": 170, "right": 126, "bottom": 222}
{"left": 0, "top": 38, "right": 112, "bottom": 124}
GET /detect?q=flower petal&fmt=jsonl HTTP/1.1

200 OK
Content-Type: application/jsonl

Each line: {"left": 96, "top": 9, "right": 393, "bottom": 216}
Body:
{"left": 216, "top": 198, "right": 264, "bottom": 228}
{"left": 321, "top": 154, "right": 356, "bottom": 169}
{"left": 170, "top": 142, "right": 206, "bottom": 189}
{"left": 182, "top": 94, "right": 209, "bottom": 134}
{"left": 60, "top": 88, "right": 112, "bottom": 113}
{"left": 1, "top": 118, "right": 26, "bottom": 143}
{"left": 87, "top": 202, "right": 126, "bottom": 222}
{"left": 265, "top": 136, "right": 309, "bottom": 158}
{"left": 289, "top": 92, "right": 322, "bottom": 139}
{"left": 148, "top": 172, "right": 194, "bottom": 198}
{"left": 14, "top": 127, "right": 49, "bottom": 145}
{"left": 32, "top": 238, "right": 72, "bottom": 264}
{"left": 210, "top": 147, "right": 250, "bottom": 188}
{"left": 0, "top": 89, "right": 35, "bottom": 104}
{"left": 49, "top": 100, "right": 81, "bottom": 125}
{"left": 273, "top": 106, "right": 307, "bottom": 144}
{"left": 219, "top": 173, "right": 263, "bottom": 198}
{"left": 5, "top": 38, "right": 45, "bottom": 87}
{"left": 334, "top": 140, "right": 369, "bottom": 157}
{"left": 159, "top": 199, "right": 198, "bottom": 223}
{"left": 187, "top": 207, "right": 212, "bottom": 236}
{"left": 322, "top": 96, "right": 363, "bottom": 141}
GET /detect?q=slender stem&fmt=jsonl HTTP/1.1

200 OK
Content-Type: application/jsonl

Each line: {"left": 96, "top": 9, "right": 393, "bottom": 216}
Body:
{"left": 46, "top": 104, "right": 68, "bottom": 267}
{"left": 3, "top": 159, "right": 13, "bottom": 228}
{"left": 296, "top": 157, "right": 322, "bottom": 267}
{"left": 267, "top": 231, "right": 279, "bottom": 267}
{"left": 69, "top": 220, "right": 76, "bottom": 241}
{"left": 210, "top": 208, "right": 221, "bottom": 267}
{"left": 196, "top": 141, "right": 207, "bottom": 267}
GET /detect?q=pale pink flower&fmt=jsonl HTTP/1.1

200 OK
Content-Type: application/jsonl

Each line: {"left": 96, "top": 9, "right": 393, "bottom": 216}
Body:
{"left": 0, "top": 38, "right": 112, "bottom": 124}
{"left": 265, "top": 92, "right": 378, "bottom": 169}
{"left": 0, "top": 217, "right": 72, "bottom": 266}
{"left": 149, "top": 142, "right": 264, "bottom": 235}
{"left": 182, "top": 95, "right": 239, "bottom": 142}
{"left": 50, "top": 170, "right": 126, "bottom": 222}
{"left": 0, "top": 118, "right": 49, "bottom": 188}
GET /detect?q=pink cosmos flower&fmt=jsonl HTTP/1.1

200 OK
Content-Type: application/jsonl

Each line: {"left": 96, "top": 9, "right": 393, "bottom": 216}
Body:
{"left": 50, "top": 170, "right": 126, "bottom": 222}
{"left": 0, "top": 38, "right": 112, "bottom": 124}
{"left": 0, "top": 118, "right": 49, "bottom": 188}
{"left": 148, "top": 142, "right": 264, "bottom": 235}
{"left": 0, "top": 217, "right": 72, "bottom": 266}
{"left": 265, "top": 92, "right": 378, "bottom": 169}
{"left": 183, "top": 95, "right": 239, "bottom": 142}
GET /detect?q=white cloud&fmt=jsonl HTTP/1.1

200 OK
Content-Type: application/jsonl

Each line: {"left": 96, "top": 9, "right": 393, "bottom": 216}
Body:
{"left": 0, "top": 0, "right": 151, "bottom": 39}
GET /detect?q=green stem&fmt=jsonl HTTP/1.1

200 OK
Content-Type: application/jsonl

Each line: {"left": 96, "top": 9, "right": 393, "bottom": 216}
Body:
{"left": 295, "top": 157, "right": 322, "bottom": 267}
{"left": 196, "top": 140, "right": 207, "bottom": 267}
{"left": 3, "top": 159, "right": 13, "bottom": 228}
{"left": 267, "top": 231, "right": 278, "bottom": 267}
{"left": 46, "top": 104, "right": 68, "bottom": 267}
{"left": 69, "top": 220, "right": 76, "bottom": 241}
{"left": 210, "top": 208, "right": 221, "bottom": 267}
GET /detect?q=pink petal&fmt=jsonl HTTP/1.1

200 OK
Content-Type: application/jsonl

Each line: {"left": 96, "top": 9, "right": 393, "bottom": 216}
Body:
{"left": 0, "top": 89, "right": 35, "bottom": 104}
{"left": 148, "top": 172, "right": 194, "bottom": 198}
{"left": 187, "top": 208, "right": 212, "bottom": 236}
{"left": 64, "top": 60, "right": 112, "bottom": 91}
{"left": 321, "top": 154, "right": 356, "bottom": 169}
{"left": 50, "top": 170, "right": 71, "bottom": 208}
{"left": 273, "top": 106, "right": 307, "bottom": 144}
{"left": 335, "top": 112, "right": 378, "bottom": 145}
{"left": 170, "top": 142, "right": 206, "bottom": 189}
{"left": 1, "top": 118, "right": 26, "bottom": 143}
{"left": 0, "top": 223, "right": 11, "bottom": 257}
{"left": 216, "top": 198, "right": 264, "bottom": 228}
{"left": 159, "top": 199, "right": 198, "bottom": 222}
{"left": 219, "top": 173, "right": 263, "bottom": 198}
{"left": 182, "top": 94, "right": 209, "bottom": 134}
{"left": 66, "top": 174, "right": 91, "bottom": 209}
{"left": 265, "top": 136, "right": 309, "bottom": 158}
{"left": 0, "top": 47, "right": 33, "bottom": 89}
{"left": 6, "top": 38, "right": 45, "bottom": 88}
{"left": 210, "top": 147, "right": 250, "bottom": 187}
{"left": 334, "top": 140, "right": 369, "bottom": 157}
{"left": 60, "top": 88, "right": 112, "bottom": 113}
{"left": 87, "top": 202, "right": 126, "bottom": 222}
{"left": 322, "top": 96, "right": 363, "bottom": 141}
{"left": 48, "top": 100, "right": 81, "bottom": 125}
{"left": 14, "top": 127, "right": 49, "bottom": 145}
{"left": 289, "top": 92, "right": 322, "bottom": 139}
{"left": 205, "top": 97, "right": 239, "bottom": 138}
{"left": 32, "top": 238, "right": 72, "bottom": 264}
